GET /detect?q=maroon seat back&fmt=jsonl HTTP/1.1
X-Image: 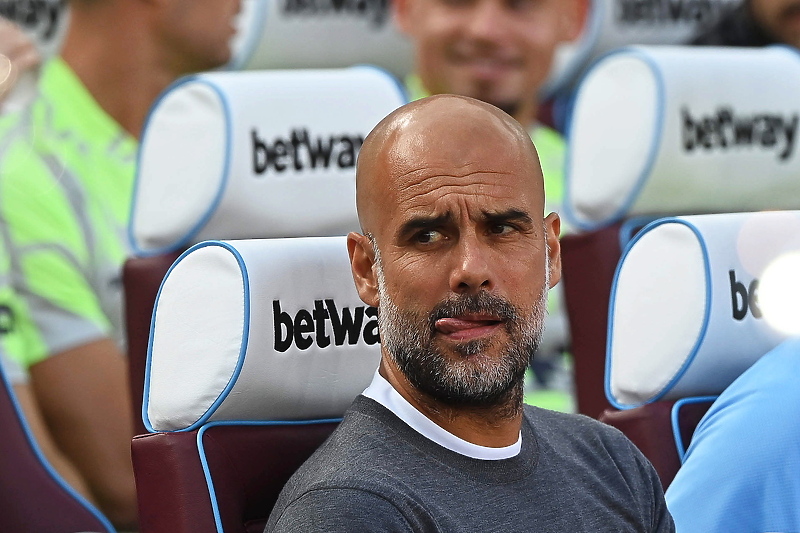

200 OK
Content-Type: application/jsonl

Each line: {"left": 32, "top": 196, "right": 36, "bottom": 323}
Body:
{"left": 123, "top": 252, "right": 182, "bottom": 436}
{"left": 132, "top": 421, "right": 338, "bottom": 533}
{"left": 0, "top": 370, "right": 114, "bottom": 532}
{"left": 559, "top": 223, "right": 623, "bottom": 419}
{"left": 599, "top": 399, "right": 713, "bottom": 489}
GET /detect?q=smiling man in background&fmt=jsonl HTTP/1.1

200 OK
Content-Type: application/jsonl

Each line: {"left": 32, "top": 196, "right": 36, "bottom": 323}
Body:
{"left": 393, "top": 0, "right": 585, "bottom": 411}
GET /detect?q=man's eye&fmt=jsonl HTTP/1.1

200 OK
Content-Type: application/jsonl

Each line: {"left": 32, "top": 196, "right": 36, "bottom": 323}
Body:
{"left": 416, "top": 230, "right": 444, "bottom": 244}
{"left": 490, "top": 223, "right": 514, "bottom": 235}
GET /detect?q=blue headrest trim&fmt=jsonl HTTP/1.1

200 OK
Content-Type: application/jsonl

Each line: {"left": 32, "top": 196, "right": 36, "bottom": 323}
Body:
{"left": 618, "top": 215, "right": 660, "bottom": 249}
{"left": 539, "top": 0, "right": 605, "bottom": 101}
{"left": 196, "top": 418, "right": 342, "bottom": 533}
{"left": 564, "top": 46, "right": 666, "bottom": 232}
{"left": 350, "top": 64, "right": 410, "bottom": 104}
{"left": 670, "top": 396, "right": 718, "bottom": 463}
{"left": 226, "top": 0, "right": 270, "bottom": 71}
{"left": 605, "top": 217, "right": 713, "bottom": 409}
{"left": 142, "top": 241, "right": 250, "bottom": 433}
{"left": 129, "top": 77, "right": 233, "bottom": 257}
{"left": 0, "top": 359, "right": 116, "bottom": 532}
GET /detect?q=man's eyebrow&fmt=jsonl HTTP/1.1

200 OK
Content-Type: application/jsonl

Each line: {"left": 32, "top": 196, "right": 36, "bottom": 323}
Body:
{"left": 482, "top": 208, "right": 533, "bottom": 225}
{"left": 398, "top": 213, "right": 453, "bottom": 236}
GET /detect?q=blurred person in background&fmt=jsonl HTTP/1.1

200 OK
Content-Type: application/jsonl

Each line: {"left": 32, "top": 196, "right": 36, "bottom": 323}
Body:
{"left": 0, "top": 0, "right": 241, "bottom": 528}
{"left": 0, "top": 12, "right": 96, "bottom": 505}
{"left": 392, "top": 0, "right": 585, "bottom": 412}
{"left": 693, "top": 0, "right": 800, "bottom": 48}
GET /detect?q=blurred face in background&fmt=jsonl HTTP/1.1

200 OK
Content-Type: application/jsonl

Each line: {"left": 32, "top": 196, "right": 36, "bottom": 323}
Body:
{"left": 750, "top": 0, "right": 800, "bottom": 48}
{"left": 393, "top": 0, "right": 582, "bottom": 124}
{"left": 158, "top": 0, "right": 243, "bottom": 74}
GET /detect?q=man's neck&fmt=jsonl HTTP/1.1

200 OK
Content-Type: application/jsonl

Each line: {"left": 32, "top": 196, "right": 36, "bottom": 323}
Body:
{"left": 60, "top": 3, "right": 180, "bottom": 140}
{"left": 378, "top": 358, "right": 524, "bottom": 448}
{"left": 410, "top": 75, "right": 540, "bottom": 130}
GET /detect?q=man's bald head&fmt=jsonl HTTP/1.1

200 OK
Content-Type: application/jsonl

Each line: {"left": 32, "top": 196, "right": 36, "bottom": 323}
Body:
{"left": 355, "top": 94, "right": 545, "bottom": 236}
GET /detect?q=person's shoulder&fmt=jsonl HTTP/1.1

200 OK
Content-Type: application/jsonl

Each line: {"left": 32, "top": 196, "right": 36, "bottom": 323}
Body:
{"left": 530, "top": 124, "right": 564, "bottom": 152}
{"left": 278, "top": 396, "right": 415, "bottom": 492}
{"left": 267, "top": 397, "right": 438, "bottom": 532}
{"left": 525, "top": 404, "right": 619, "bottom": 437}
{"left": 524, "top": 405, "right": 643, "bottom": 462}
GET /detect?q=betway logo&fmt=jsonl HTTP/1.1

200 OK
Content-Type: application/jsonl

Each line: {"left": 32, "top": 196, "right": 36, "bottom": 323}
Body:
{"left": 682, "top": 107, "right": 799, "bottom": 161}
{"left": 616, "top": 0, "right": 735, "bottom": 25}
{"left": 252, "top": 128, "right": 364, "bottom": 175}
{"left": 283, "top": 0, "right": 389, "bottom": 28}
{"left": 273, "top": 299, "right": 379, "bottom": 352}
{"left": 0, "top": 0, "right": 65, "bottom": 40}
{"left": 730, "top": 270, "right": 761, "bottom": 321}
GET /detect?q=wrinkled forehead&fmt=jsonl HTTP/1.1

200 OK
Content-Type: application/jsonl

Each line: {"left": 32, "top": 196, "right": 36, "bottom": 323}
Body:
{"left": 356, "top": 96, "right": 544, "bottom": 232}
{"left": 388, "top": 123, "right": 540, "bottom": 201}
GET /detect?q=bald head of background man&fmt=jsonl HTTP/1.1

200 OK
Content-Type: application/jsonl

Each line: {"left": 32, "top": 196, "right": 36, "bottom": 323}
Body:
{"left": 348, "top": 94, "right": 561, "bottom": 444}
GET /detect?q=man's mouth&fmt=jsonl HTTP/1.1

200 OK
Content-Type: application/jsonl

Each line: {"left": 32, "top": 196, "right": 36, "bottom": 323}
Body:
{"left": 434, "top": 314, "right": 503, "bottom": 341}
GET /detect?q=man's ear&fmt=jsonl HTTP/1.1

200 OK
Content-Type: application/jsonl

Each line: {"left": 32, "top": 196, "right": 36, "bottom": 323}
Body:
{"left": 544, "top": 212, "right": 562, "bottom": 288}
{"left": 347, "top": 232, "right": 380, "bottom": 307}
{"left": 560, "top": 0, "right": 587, "bottom": 42}
{"left": 392, "top": 0, "right": 414, "bottom": 35}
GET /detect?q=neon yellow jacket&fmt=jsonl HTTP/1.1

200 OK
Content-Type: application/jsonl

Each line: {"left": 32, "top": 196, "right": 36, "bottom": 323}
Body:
{"left": 0, "top": 57, "right": 137, "bottom": 367}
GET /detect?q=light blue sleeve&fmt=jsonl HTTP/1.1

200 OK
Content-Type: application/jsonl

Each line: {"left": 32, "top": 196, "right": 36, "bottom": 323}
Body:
{"left": 665, "top": 337, "right": 800, "bottom": 533}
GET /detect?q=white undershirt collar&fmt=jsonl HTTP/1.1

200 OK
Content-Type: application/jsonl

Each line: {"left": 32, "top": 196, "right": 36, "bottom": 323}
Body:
{"left": 362, "top": 370, "right": 522, "bottom": 460}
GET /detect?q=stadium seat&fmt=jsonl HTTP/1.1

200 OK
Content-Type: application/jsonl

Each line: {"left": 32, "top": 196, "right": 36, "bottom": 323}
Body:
{"left": 560, "top": 45, "right": 800, "bottom": 418}
{"left": 0, "top": 358, "right": 115, "bottom": 533}
{"left": 543, "top": 0, "right": 741, "bottom": 101}
{"left": 599, "top": 211, "right": 800, "bottom": 488}
{"left": 230, "top": 0, "right": 413, "bottom": 77}
{"left": 132, "top": 237, "right": 381, "bottom": 533}
{"left": 124, "top": 67, "right": 406, "bottom": 436}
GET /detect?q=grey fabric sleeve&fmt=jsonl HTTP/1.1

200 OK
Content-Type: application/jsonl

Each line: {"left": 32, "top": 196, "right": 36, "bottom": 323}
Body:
{"left": 268, "top": 487, "right": 431, "bottom": 533}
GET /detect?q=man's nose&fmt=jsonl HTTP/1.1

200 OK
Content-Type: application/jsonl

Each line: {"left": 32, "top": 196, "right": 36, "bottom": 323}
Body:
{"left": 465, "top": 0, "right": 510, "bottom": 42}
{"left": 467, "top": 0, "right": 509, "bottom": 41}
{"left": 448, "top": 235, "right": 493, "bottom": 294}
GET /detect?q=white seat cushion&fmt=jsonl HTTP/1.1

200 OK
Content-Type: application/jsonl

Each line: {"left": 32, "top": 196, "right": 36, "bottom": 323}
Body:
{"left": 565, "top": 45, "right": 800, "bottom": 230}
{"left": 143, "top": 237, "right": 381, "bottom": 432}
{"left": 130, "top": 67, "right": 406, "bottom": 255}
{"left": 606, "top": 211, "right": 800, "bottom": 408}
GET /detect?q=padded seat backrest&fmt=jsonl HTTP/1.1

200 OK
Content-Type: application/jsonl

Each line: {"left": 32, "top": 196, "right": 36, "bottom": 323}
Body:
{"left": 125, "top": 67, "right": 404, "bottom": 434}
{"left": 560, "top": 45, "right": 800, "bottom": 417}
{"left": 0, "top": 360, "right": 114, "bottom": 533}
{"left": 132, "top": 237, "right": 380, "bottom": 533}
{"left": 544, "top": 0, "right": 742, "bottom": 98}
{"left": 600, "top": 210, "right": 800, "bottom": 488}
{"left": 230, "top": 0, "right": 413, "bottom": 77}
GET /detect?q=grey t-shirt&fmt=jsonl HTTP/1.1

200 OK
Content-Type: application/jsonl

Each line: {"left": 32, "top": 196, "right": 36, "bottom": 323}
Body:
{"left": 266, "top": 396, "right": 674, "bottom": 532}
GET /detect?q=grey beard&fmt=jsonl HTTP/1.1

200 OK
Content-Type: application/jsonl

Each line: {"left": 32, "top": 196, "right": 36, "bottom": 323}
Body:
{"left": 373, "top": 244, "right": 549, "bottom": 412}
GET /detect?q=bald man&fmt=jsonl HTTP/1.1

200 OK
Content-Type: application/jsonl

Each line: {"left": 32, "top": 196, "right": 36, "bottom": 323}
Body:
{"left": 265, "top": 96, "right": 674, "bottom": 533}
{"left": 394, "top": 0, "right": 585, "bottom": 412}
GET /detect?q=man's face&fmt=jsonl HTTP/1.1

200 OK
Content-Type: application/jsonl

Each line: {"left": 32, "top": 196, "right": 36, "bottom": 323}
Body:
{"left": 375, "top": 243, "right": 549, "bottom": 407}
{"left": 358, "top": 113, "right": 560, "bottom": 407}
{"left": 394, "top": 0, "right": 578, "bottom": 117}
{"left": 160, "top": 0, "right": 242, "bottom": 74}
{"left": 750, "top": 0, "right": 800, "bottom": 48}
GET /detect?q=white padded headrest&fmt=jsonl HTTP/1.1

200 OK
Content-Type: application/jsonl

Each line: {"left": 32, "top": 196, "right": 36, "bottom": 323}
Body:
{"left": 543, "top": 0, "right": 742, "bottom": 97}
{"left": 130, "top": 68, "right": 406, "bottom": 255}
{"left": 230, "top": 0, "right": 413, "bottom": 77}
{"left": 564, "top": 45, "right": 800, "bottom": 231}
{"left": 606, "top": 211, "right": 800, "bottom": 409}
{"left": 143, "top": 237, "right": 381, "bottom": 432}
